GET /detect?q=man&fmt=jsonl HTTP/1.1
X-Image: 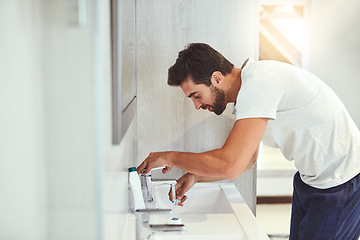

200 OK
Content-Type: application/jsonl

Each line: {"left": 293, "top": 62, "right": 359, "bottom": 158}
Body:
{"left": 136, "top": 43, "right": 360, "bottom": 239}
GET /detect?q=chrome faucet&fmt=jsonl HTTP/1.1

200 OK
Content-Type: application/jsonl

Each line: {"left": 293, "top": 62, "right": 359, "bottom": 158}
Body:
{"left": 140, "top": 172, "right": 153, "bottom": 203}
{"left": 140, "top": 167, "right": 173, "bottom": 203}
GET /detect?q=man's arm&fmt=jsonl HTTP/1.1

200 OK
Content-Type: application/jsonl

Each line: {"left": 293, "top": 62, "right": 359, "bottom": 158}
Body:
{"left": 194, "top": 145, "right": 260, "bottom": 182}
{"left": 137, "top": 118, "right": 268, "bottom": 180}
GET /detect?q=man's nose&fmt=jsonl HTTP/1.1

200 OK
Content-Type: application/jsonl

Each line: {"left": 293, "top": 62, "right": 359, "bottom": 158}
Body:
{"left": 192, "top": 99, "right": 202, "bottom": 110}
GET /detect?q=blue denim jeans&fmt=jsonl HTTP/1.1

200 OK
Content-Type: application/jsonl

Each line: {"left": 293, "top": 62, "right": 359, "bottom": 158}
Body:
{"left": 290, "top": 172, "right": 360, "bottom": 240}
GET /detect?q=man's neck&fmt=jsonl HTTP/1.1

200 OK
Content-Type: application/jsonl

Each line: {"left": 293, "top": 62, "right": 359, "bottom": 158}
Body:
{"left": 225, "top": 67, "right": 242, "bottom": 103}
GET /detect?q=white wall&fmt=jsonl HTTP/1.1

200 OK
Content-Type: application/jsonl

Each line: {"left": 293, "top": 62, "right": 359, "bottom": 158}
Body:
{"left": 42, "top": 0, "right": 136, "bottom": 239}
{"left": 41, "top": 0, "right": 102, "bottom": 238}
{"left": 0, "top": 0, "right": 135, "bottom": 239}
{"left": 0, "top": 1, "right": 46, "bottom": 239}
{"left": 308, "top": 0, "right": 360, "bottom": 127}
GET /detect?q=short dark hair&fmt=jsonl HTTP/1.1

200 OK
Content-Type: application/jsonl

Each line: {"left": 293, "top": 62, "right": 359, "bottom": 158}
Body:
{"left": 167, "top": 43, "right": 234, "bottom": 87}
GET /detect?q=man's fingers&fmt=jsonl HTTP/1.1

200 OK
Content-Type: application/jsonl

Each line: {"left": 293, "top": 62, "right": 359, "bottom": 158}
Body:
{"left": 176, "top": 195, "right": 188, "bottom": 207}
{"left": 162, "top": 166, "right": 172, "bottom": 174}
{"left": 168, "top": 189, "right": 187, "bottom": 206}
{"left": 177, "top": 185, "right": 190, "bottom": 199}
{"left": 136, "top": 160, "right": 150, "bottom": 174}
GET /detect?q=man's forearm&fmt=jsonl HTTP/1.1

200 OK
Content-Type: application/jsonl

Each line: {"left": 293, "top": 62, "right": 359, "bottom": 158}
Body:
{"left": 169, "top": 148, "right": 247, "bottom": 180}
{"left": 169, "top": 144, "right": 260, "bottom": 180}
{"left": 170, "top": 150, "right": 219, "bottom": 176}
{"left": 196, "top": 175, "right": 226, "bottom": 182}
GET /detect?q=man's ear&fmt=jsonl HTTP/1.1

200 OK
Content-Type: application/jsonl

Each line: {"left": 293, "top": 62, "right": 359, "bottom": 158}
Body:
{"left": 210, "top": 71, "right": 223, "bottom": 86}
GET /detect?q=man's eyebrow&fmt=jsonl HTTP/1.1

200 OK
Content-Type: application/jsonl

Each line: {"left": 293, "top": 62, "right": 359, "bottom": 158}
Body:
{"left": 187, "top": 91, "right": 197, "bottom": 98}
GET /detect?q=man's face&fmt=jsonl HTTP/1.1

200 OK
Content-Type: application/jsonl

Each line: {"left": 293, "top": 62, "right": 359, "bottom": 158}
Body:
{"left": 180, "top": 77, "right": 226, "bottom": 115}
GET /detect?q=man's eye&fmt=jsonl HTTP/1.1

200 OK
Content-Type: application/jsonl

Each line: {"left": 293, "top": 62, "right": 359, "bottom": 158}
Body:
{"left": 194, "top": 95, "right": 201, "bottom": 99}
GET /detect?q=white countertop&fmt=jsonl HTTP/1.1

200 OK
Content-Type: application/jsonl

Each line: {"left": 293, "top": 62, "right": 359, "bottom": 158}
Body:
{"left": 113, "top": 182, "right": 269, "bottom": 240}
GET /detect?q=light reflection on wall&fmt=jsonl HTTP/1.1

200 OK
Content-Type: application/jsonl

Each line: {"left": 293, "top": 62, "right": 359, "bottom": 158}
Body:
{"left": 259, "top": 4, "right": 306, "bottom": 67}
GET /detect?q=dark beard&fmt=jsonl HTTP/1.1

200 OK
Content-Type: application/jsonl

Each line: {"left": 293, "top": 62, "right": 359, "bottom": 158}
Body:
{"left": 210, "top": 85, "right": 226, "bottom": 115}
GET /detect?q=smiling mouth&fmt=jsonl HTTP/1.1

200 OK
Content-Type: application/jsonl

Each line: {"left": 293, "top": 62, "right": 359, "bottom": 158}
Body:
{"left": 202, "top": 105, "right": 213, "bottom": 112}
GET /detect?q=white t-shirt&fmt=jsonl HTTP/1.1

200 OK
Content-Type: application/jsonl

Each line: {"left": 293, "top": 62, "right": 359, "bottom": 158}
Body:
{"left": 235, "top": 59, "right": 360, "bottom": 189}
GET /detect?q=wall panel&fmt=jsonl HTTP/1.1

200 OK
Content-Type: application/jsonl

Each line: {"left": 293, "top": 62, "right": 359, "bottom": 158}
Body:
{"left": 136, "top": 0, "right": 258, "bottom": 212}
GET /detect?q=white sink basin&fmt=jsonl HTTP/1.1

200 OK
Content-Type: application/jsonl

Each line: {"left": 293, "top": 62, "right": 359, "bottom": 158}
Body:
{"left": 147, "top": 182, "right": 270, "bottom": 240}
{"left": 153, "top": 183, "right": 233, "bottom": 214}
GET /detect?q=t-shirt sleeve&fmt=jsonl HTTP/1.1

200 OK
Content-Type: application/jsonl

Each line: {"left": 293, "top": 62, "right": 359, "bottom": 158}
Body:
{"left": 235, "top": 71, "right": 284, "bottom": 120}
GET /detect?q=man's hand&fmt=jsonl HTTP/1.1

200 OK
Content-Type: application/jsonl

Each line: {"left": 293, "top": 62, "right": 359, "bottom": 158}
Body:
{"left": 136, "top": 151, "right": 174, "bottom": 175}
{"left": 168, "top": 173, "right": 198, "bottom": 206}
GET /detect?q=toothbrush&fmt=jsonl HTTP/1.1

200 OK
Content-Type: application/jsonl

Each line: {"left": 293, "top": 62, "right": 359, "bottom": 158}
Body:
{"left": 171, "top": 184, "right": 180, "bottom": 205}
{"left": 169, "top": 184, "right": 182, "bottom": 226}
